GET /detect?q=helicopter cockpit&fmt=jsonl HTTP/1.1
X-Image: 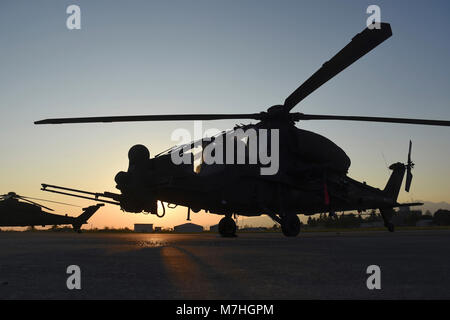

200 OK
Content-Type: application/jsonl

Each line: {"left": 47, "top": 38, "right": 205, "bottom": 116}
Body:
{"left": 156, "top": 126, "right": 261, "bottom": 176}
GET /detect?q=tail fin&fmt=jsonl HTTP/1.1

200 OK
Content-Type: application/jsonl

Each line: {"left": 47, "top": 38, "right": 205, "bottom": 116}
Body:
{"left": 383, "top": 162, "right": 406, "bottom": 202}
{"left": 72, "top": 204, "right": 104, "bottom": 232}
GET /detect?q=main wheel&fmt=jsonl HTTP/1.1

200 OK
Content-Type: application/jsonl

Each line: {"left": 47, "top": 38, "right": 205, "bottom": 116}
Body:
{"left": 281, "top": 214, "right": 301, "bottom": 237}
{"left": 218, "top": 216, "right": 237, "bottom": 237}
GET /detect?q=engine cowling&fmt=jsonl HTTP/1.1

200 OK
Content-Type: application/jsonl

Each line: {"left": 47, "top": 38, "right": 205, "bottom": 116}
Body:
{"left": 116, "top": 144, "right": 151, "bottom": 191}
{"left": 128, "top": 144, "right": 150, "bottom": 166}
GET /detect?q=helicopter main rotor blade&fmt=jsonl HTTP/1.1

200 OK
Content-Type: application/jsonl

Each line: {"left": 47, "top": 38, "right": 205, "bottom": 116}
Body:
{"left": 405, "top": 140, "right": 414, "bottom": 192}
{"left": 408, "top": 140, "right": 412, "bottom": 164}
{"left": 20, "top": 195, "right": 81, "bottom": 208}
{"left": 1, "top": 193, "right": 17, "bottom": 201}
{"left": 293, "top": 113, "right": 450, "bottom": 126}
{"left": 16, "top": 196, "right": 54, "bottom": 211}
{"left": 284, "top": 23, "right": 392, "bottom": 112}
{"left": 34, "top": 113, "right": 264, "bottom": 124}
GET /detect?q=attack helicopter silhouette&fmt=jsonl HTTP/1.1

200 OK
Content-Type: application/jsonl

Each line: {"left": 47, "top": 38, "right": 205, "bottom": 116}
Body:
{"left": 35, "top": 23, "right": 450, "bottom": 237}
{"left": 0, "top": 192, "right": 103, "bottom": 232}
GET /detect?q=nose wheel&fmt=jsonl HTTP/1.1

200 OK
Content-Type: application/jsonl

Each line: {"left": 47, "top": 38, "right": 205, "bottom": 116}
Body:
{"left": 218, "top": 216, "right": 237, "bottom": 237}
{"left": 281, "top": 214, "right": 301, "bottom": 237}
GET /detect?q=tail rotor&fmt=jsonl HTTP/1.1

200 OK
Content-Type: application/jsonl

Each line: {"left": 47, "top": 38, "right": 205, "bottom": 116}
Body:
{"left": 405, "top": 140, "right": 414, "bottom": 192}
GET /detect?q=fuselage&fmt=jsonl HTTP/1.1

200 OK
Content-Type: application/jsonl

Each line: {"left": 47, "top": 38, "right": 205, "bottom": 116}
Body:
{"left": 0, "top": 199, "right": 76, "bottom": 227}
{"left": 113, "top": 125, "right": 396, "bottom": 217}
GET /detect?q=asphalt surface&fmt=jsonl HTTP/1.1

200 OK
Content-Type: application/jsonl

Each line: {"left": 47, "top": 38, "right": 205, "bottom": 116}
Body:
{"left": 0, "top": 230, "right": 449, "bottom": 299}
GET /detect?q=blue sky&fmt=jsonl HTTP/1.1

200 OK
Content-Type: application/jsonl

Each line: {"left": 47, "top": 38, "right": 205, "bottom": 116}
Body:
{"left": 0, "top": 0, "right": 449, "bottom": 228}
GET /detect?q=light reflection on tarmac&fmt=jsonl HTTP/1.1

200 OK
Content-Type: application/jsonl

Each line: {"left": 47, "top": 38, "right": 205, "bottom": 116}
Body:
{"left": 0, "top": 231, "right": 449, "bottom": 299}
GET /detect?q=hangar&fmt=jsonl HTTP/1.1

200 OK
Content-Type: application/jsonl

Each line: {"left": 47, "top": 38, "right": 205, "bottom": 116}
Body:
{"left": 134, "top": 224, "right": 154, "bottom": 233}
{"left": 173, "top": 223, "right": 203, "bottom": 233}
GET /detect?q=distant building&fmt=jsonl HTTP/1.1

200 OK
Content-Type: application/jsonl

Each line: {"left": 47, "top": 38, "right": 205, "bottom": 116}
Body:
{"left": 416, "top": 220, "right": 434, "bottom": 227}
{"left": 360, "top": 221, "right": 383, "bottom": 228}
{"left": 134, "top": 224, "right": 153, "bottom": 233}
{"left": 173, "top": 223, "right": 203, "bottom": 233}
{"left": 434, "top": 210, "right": 450, "bottom": 226}
{"left": 154, "top": 226, "right": 162, "bottom": 232}
{"left": 392, "top": 209, "right": 422, "bottom": 226}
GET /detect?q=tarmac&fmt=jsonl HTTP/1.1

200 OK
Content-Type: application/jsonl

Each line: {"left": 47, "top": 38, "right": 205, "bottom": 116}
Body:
{"left": 0, "top": 230, "right": 449, "bottom": 299}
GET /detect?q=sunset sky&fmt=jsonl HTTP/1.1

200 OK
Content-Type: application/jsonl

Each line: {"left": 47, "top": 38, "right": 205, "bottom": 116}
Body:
{"left": 1, "top": 0, "right": 449, "bottom": 229}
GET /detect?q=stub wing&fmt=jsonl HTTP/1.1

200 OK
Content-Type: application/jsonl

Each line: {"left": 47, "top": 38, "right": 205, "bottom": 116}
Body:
{"left": 392, "top": 202, "right": 423, "bottom": 208}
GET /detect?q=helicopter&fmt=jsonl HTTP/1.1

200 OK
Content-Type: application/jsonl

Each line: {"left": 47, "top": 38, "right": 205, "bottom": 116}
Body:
{"left": 0, "top": 192, "right": 103, "bottom": 232}
{"left": 35, "top": 22, "right": 450, "bottom": 237}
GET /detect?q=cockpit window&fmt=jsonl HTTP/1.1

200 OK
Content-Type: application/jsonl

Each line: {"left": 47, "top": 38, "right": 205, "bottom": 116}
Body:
{"left": 155, "top": 128, "right": 253, "bottom": 174}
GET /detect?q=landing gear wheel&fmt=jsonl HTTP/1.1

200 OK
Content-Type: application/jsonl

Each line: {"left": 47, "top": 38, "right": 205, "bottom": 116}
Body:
{"left": 218, "top": 216, "right": 237, "bottom": 237}
{"left": 386, "top": 222, "right": 395, "bottom": 232}
{"left": 281, "top": 214, "right": 300, "bottom": 237}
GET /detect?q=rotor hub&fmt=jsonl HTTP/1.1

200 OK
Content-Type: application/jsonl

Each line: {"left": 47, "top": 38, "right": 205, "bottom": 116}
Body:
{"left": 261, "top": 105, "right": 296, "bottom": 124}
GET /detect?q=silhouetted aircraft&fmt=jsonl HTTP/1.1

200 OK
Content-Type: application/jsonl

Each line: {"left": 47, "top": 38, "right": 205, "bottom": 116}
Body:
{"left": 0, "top": 192, "right": 103, "bottom": 232}
{"left": 35, "top": 23, "right": 448, "bottom": 237}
